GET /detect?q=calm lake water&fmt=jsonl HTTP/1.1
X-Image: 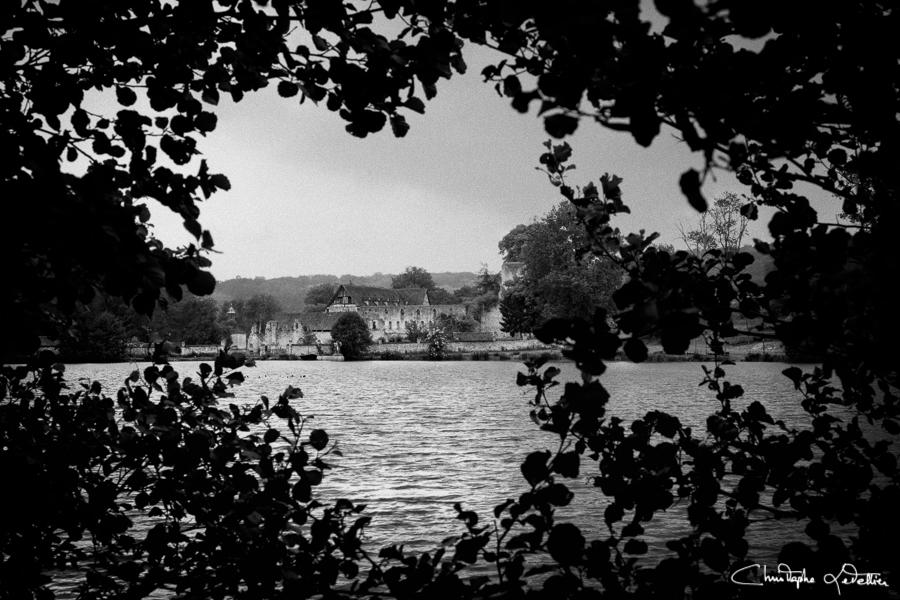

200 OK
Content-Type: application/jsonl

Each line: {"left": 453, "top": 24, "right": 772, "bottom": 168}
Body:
{"left": 59, "top": 359, "right": 847, "bottom": 569}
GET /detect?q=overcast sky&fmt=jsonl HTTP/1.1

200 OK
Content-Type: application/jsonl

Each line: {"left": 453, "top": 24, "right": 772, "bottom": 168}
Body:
{"left": 145, "top": 39, "right": 840, "bottom": 281}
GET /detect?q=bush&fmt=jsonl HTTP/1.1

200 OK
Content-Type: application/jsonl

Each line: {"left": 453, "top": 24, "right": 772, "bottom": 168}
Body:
{"left": 331, "top": 313, "right": 373, "bottom": 360}
{"left": 426, "top": 326, "right": 449, "bottom": 360}
{"left": 0, "top": 350, "right": 356, "bottom": 598}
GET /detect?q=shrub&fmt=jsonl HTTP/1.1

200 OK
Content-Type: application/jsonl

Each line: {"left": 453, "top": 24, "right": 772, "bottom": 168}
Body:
{"left": 331, "top": 313, "right": 373, "bottom": 360}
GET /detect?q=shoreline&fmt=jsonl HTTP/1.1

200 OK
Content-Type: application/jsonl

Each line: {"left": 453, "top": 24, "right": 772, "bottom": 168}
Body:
{"left": 12, "top": 349, "right": 796, "bottom": 365}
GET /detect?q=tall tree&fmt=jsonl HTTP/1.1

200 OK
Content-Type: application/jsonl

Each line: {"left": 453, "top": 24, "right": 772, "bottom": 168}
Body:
{"left": 498, "top": 202, "right": 621, "bottom": 331}
{"left": 391, "top": 266, "right": 435, "bottom": 290}
{"left": 498, "top": 282, "right": 539, "bottom": 338}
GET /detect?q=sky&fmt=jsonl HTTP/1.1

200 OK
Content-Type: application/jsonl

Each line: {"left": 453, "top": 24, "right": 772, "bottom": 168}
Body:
{"left": 143, "top": 31, "right": 841, "bottom": 281}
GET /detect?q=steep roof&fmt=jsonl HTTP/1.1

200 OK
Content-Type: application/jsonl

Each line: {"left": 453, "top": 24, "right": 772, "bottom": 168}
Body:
{"left": 329, "top": 285, "right": 428, "bottom": 306}
{"left": 297, "top": 312, "right": 343, "bottom": 331}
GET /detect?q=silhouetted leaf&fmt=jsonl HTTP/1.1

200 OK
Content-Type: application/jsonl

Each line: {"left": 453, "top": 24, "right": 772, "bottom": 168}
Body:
{"left": 544, "top": 114, "right": 579, "bottom": 138}
{"left": 309, "top": 429, "right": 328, "bottom": 451}
{"left": 679, "top": 169, "right": 707, "bottom": 212}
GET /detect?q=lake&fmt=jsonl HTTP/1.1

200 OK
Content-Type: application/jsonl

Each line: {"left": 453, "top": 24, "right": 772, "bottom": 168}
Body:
{"left": 59, "top": 358, "right": 840, "bottom": 571}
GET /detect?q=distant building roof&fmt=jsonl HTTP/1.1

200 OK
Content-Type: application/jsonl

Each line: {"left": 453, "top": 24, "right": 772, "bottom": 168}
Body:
{"left": 329, "top": 285, "right": 429, "bottom": 307}
{"left": 297, "top": 312, "right": 343, "bottom": 332}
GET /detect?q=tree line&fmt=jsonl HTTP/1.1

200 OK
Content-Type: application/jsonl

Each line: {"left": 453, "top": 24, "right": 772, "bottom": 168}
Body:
{"left": 53, "top": 293, "right": 284, "bottom": 362}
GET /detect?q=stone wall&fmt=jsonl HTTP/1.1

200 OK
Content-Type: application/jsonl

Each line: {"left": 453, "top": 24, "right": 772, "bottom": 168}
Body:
{"left": 181, "top": 344, "right": 223, "bottom": 357}
{"left": 263, "top": 343, "right": 337, "bottom": 357}
{"left": 372, "top": 338, "right": 553, "bottom": 355}
{"left": 357, "top": 303, "right": 469, "bottom": 342}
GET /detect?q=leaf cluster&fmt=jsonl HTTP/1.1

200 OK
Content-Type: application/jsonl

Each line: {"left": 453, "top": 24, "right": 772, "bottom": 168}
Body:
{"left": 0, "top": 348, "right": 366, "bottom": 599}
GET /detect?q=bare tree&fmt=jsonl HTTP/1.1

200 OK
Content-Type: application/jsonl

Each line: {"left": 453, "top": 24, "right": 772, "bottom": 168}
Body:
{"left": 677, "top": 191, "right": 749, "bottom": 256}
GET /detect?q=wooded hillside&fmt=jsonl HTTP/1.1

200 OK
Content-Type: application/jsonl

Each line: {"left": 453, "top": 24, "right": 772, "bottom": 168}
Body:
{"left": 209, "top": 271, "right": 480, "bottom": 312}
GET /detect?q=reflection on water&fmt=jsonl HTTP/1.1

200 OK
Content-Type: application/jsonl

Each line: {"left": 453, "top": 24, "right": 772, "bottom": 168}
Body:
{"left": 60, "top": 359, "right": 863, "bottom": 578}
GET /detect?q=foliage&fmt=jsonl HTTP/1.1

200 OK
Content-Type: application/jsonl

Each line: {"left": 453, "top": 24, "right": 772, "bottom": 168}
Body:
{"left": 0, "top": 350, "right": 365, "bottom": 599}
{"left": 498, "top": 202, "right": 621, "bottom": 332}
{"left": 330, "top": 312, "right": 372, "bottom": 360}
{"left": 59, "top": 310, "right": 129, "bottom": 363}
{"left": 427, "top": 287, "right": 459, "bottom": 304}
{"left": 217, "top": 294, "right": 282, "bottom": 334}
{"left": 677, "top": 191, "right": 750, "bottom": 256}
{"left": 499, "top": 280, "right": 541, "bottom": 338}
{"left": 455, "top": 267, "right": 501, "bottom": 322}
{"left": 435, "top": 313, "right": 478, "bottom": 335}
{"left": 391, "top": 266, "right": 435, "bottom": 290}
{"left": 243, "top": 294, "right": 283, "bottom": 331}
{"left": 425, "top": 325, "right": 449, "bottom": 360}
{"left": 513, "top": 142, "right": 900, "bottom": 598}
{"left": 452, "top": 285, "right": 478, "bottom": 303}
{"left": 303, "top": 283, "right": 336, "bottom": 311}
{"left": 4, "top": 0, "right": 471, "bottom": 354}
{"left": 405, "top": 320, "right": 429, "bottom": 343}
{"left": 153, "top": 296, "right": 227, "bottom": 346}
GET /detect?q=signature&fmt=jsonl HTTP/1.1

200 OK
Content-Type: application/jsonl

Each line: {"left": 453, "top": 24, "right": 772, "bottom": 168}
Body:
{"left": 731, "top": 563, "right": 889, "bottom": 594}
{"left": 824, "top": 564, "right": 891, "bottom": 595}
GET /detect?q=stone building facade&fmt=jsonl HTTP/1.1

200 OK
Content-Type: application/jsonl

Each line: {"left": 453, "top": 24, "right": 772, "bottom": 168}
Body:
{"left": 325, "top": 284, "right": 468, "bottom": 342}
{"left": 244, "top": 263, "right": 527, "bottom": 353}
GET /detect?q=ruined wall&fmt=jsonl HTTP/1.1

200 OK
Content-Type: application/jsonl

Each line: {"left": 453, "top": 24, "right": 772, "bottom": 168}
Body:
{"left": 479, "top": 262, "right": 525, "bottom": 335}
{"left": 358, "top": 303, "right": 469, "bottom": 341}
{"left": 480, "top": 306, "right": 504, "bottom": 335}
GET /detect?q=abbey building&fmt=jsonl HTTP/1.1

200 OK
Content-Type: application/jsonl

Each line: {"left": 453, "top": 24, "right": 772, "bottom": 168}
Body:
{"left": 247, "top": 263, "right": 524, "bottom": 353}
